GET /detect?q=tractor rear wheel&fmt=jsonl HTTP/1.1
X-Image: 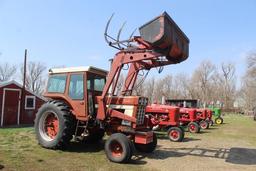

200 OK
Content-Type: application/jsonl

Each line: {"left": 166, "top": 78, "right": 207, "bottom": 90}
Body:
{"left": 167, "top": 127, "right": 184, "bottom": 142}
{"left": 35, "top": 100, "right": 75, "bottom": 149}
{"left": 215, "top": 117, "right": 223, "bottom": 124}
{"left": 199, "top": 120, "right": 209, "bottom": 129}
{"left": 105, "top": 133, "right": 132, "bottom": 163}
{"left": 134, "top": 133, "right": 157, "bottom": 153}
{"left": 188, "top": 122, "right": 200, "bottom": 133}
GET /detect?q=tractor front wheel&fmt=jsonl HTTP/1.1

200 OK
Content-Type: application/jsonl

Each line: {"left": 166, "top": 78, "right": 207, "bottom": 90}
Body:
{"left": 199, "top": 120, "right": 209, "bottom": 129}
{"left": 35, "top": 100, "right": 75, "bottom": 149}
{"left": 167, "top": 127, "right": 184, "bottom": 142}
{"left": 188, "top": 122, "right": 200, "bottom": 133}
{"left": 105, "top": 133, "right": 132, "bottom": 163}
{"left": 134, "top": 133, "right": 157, "bottom": 153}
{"left": 215, "top": 117, "right": 223, "bottom": 124}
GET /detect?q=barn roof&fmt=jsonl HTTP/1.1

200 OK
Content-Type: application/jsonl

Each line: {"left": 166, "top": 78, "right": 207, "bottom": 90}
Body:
{"left": 0, "top": 80, "right": 46, "bottom": 101}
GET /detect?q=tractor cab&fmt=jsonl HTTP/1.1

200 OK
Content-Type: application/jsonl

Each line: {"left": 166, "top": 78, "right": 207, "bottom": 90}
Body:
{"left": 44, "top": 66, "right": 108, "bottom": 119}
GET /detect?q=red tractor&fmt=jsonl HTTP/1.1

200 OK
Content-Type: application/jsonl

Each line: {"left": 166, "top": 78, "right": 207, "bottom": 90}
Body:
{"left": 145, "top": 104, "right": 201, "bottom": 134}
{"left": 34, "top": 12, "right": 189, "bottom": 163}
{"left": 204, "top": 108, "right": 213, "bottom": 125}
{"left": 195, "top": 109, "right": 210, "bottom": 129}
{"left": 179, "top": 107, "right": 201, "bottom": 133}
{"left": 166, "top": 99, "right": 214, "bottom": 129}
{"left": 145, "top": 104, "right": 184, "bottom": 142}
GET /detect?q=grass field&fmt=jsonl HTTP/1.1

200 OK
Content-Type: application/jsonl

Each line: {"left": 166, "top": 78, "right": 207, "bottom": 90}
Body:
{"left": 0, "top": 114, "right": 256, "bottom": 171}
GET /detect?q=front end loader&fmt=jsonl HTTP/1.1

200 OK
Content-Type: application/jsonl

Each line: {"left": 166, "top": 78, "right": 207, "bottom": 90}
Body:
{"left": 34, "top": 12, "right": 189, "bottom": 163}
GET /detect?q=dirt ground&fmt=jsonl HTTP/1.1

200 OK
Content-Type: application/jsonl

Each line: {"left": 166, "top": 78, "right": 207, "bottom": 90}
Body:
{"left": 132, "top": 115, "right": 256, "bottom": 171}
{"left": 0, "top": 115, "right": 256, "bottom": 171}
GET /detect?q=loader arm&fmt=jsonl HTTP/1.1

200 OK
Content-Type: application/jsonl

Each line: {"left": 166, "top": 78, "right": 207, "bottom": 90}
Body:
{"left": 97, "top": 12, "right": 189, "bottom": 121}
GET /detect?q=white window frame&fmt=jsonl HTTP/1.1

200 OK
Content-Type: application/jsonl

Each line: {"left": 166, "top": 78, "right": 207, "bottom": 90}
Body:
{"left": 25, "top": 95, "right": 36, "bottom": 110}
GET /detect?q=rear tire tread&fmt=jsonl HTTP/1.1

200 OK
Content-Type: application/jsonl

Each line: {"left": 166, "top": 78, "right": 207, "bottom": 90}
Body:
{"left": 35, "top": 100, "right": 75, "bottom": 150}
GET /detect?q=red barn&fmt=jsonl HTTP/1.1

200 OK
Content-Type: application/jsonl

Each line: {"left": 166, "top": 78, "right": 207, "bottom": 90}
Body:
{"left": 0, "top": 80, "right": 45, "bottom": 127}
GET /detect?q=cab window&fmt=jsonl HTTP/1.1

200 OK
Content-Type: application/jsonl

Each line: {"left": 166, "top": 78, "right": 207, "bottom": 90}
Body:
{"left": 47, "top": 74, "right": 67, "bottom": 93}
{"left": 94, "top": 76, "right": 105, "bottom": 91}
{"left": 69, "top": 74, "right": 84, "bottom": 100}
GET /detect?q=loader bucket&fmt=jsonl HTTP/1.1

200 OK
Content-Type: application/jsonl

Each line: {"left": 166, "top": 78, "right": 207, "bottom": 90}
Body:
{"left": 139, "top": 12, "right": 189, "bottom": 63}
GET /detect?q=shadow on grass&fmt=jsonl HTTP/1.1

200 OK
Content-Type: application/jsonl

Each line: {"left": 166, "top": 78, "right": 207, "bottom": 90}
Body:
{"left": 134, "top": 147, "right": 256, "bottom": 165}
{"left": 56, "top": 138, "right": 256, "bottom": 166}
{"left": 155, "top": 133, "right": 201, "bottom": 142}
{"left": 65, "top": 140, "right": 106, "bottom": 153}
{"left": 217, "top": 122, "right": 227, "bottom": 125}
{"left": 207, "top": 127, "right": 219, "bottom": 130}
{"left": 183, "top": 137, "right": 201, "bottom": 142}
{"left": 0, "top": 164, "right": 4, "bottom": 170}
{"left": 226, "top": 148, "right": 256, "bottom": 165}
{"left": 184, "top": 129, "right": 214, "bottom": 133}
{"left": 196, "top": 130, "right": 210, "bottom": 134}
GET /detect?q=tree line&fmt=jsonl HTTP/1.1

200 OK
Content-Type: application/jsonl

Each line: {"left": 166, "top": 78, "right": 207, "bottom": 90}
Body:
{"left": 0, "top": 61, "right": 46, "bottom": 95}
{"left": 0, "top": 51, "right": 256, "bottom": 112}
{"left": 131, "top": 51, "right": 256, "bottom": 112}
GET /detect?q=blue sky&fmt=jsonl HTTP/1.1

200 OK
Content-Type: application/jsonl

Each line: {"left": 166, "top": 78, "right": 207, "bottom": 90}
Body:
{"left": 0, "top": 0, "right": 256, "bottom": 81}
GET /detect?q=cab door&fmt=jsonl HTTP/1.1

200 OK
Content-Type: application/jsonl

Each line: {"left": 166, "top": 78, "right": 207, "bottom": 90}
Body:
{"left": 68, "top": 73, "right": 86, "bottom": 118}
{"left": 87, "top": 73, "right": 106, "bottom": 117}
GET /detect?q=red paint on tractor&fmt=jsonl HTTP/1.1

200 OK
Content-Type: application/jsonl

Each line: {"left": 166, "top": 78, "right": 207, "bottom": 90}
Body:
{"left": 44, "top": 113, "right": 59, "bottom": 139}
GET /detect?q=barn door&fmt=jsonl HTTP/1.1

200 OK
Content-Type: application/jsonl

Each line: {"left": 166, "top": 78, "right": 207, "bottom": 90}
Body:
{"left": 1, "top": 89, "right": 21, "bottom": 126}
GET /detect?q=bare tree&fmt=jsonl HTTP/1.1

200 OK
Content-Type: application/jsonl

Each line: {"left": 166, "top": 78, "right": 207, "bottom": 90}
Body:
{"left": 21, "top": 61, "right": 47, "bottom": 95}
{"left": 121, "top": 58, "right": 238, "bottom": 110}
{"left": 0, "top": 62, "right": 16, "bottom": 82}
{"left": 173, "top": 73, "right": 191, "bottom": 99}
{"left": 192, "top": 60, "right": 216, "bottom": 102}
{"left": 219, "top": 62, "right": 236, "bottom": 109}
{"left": 144, "top": 77, "right": 156, "bottom": 103}
{"left": 240, "top": 51, "right": 256, "bottom": 111}
{"left": 153, "top": 77, "right": 166, "bottom": 102}
{"left": 162, "top": 75, "right": 173, "bottom": 98}
{"left": 133, "top": 77, "right": 145, "bottom": 96}
{"left": 247, "top": 52, "right": 256, "bottom": 80}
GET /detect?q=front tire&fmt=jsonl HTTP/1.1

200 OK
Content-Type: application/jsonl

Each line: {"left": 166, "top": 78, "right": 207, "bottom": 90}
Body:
{"left": 199, "top": 120, "right": 209, "bottom": 129}
{"left": 215, "top": 117, "right": 223, "bottom": 124}
{"left": 35, "top": 101, "right": 75, "bottom": 149}
{"left": 105, "top": 133, "right": 132, "bottom": 163}
{"left": 188, "top": 122, "right": 200, "bottom": 133}
{"left": 167, "top": 127, "right": 184, "bottom": 142}
{"left": 134, "top": 133, "right": 157, "bottom": 153}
